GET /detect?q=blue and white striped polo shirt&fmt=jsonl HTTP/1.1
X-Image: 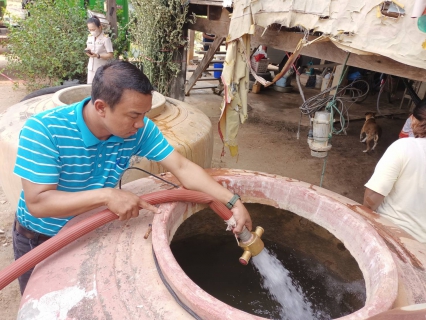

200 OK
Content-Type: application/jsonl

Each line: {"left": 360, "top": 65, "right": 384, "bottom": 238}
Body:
{"left": 14, "top": 97, "right": 174, "bottom": 236}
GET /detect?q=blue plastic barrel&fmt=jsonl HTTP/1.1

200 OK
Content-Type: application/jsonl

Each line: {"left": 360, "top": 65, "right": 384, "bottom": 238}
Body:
{"left": 213, "top": 63, "right": 223, "bottom": 79}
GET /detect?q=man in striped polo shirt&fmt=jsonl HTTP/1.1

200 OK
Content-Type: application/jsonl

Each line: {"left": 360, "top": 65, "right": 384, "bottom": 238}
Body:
{"left": 12, "top": 60, "right": 252, "bottom": 294}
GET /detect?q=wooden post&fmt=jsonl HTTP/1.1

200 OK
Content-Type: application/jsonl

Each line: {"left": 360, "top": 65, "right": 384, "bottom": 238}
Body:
{"left": 106, "top": 0, "right": 118, "bottom": 39}
{"left": 329, "top": 64, "right": 348, "bottom": 96}
{"left": 187, "top": 29, "right": 195, "bottom": 65}
{"left": 169, "top": 28, "right": 188, "bottom": 101}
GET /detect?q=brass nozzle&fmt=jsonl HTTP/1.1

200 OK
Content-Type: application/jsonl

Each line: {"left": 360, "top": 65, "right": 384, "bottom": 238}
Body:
{"left": 239, "top": 251, "right": 252, "bottom": 265}
{"left": 238, "top": 226, "right": 265, "bottom": 265}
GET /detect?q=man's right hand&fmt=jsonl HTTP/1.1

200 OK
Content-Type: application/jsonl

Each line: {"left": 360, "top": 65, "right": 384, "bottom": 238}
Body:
{"left": 105, "top": 188, "right": 160, "bottom": 221}
{"left": 21, "top": 179, "right": 159, "bottom": 220}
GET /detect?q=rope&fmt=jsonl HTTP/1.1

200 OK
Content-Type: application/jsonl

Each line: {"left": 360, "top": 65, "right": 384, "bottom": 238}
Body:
{"left": 299, "top": 80, "right": 367, "bottom": 133}
{"left": 326, "top": 53, "right": 351, "bottom": 134}
{"left": 296, "top": 71, "right": 306, "bottom": 140}
{"left": 319, "top": 52, "right": 351, "bottom": 187}
{"left": 284, "top": 51, "right": 301, "bottom": 75}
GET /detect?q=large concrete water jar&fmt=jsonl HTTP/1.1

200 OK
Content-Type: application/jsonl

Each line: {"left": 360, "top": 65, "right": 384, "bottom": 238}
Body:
{"left": 0, "top": 85, "right": 213, "bottom": 212}
{"left": 16, "top": 170, "right": 426, "bottom": 319}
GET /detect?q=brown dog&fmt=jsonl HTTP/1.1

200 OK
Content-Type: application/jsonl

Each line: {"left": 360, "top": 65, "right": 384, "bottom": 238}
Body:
{"left": 360, "top": 112, "right": 382, "bottom": 152}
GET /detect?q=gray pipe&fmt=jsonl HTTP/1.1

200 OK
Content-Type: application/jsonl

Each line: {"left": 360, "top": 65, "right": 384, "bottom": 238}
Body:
{"left": 238, "top": 227, "right": 252, "bottom": 242}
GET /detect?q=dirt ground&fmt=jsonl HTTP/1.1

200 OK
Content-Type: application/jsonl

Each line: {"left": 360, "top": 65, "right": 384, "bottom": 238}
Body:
{"left": 0, "top": 57, "right": 408, "bottom": 317}
{"left": 186, "top": 75, "right": 406, "bottom": 204}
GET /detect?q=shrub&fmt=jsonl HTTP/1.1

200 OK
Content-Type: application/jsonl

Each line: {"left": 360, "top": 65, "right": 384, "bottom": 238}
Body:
{"left": 6, "top": 0, "right": 88, "bottom": 91}
{"left": 0, "top": 3, "right": 6, "bottom": 21}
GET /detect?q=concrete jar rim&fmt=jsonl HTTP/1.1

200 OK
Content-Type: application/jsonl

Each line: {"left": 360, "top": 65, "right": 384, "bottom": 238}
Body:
{"left": 152, "top": 170, "right": 399, "bottom": 320}
{"left": 51, "top": 84, "right": 166, "bottom": 118}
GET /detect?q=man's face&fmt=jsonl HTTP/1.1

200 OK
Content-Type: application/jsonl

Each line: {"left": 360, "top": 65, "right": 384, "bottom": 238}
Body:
{"left": 101, "top": 90, "right": 152, "bottom": 138}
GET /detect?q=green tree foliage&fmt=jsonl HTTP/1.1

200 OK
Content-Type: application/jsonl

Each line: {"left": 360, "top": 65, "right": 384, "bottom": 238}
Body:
{"left": 0, "top": 2, "right": 6, "bottom": 21}
{"left": 130, "top": 0, "right": 194, "bottom": 95}
{"left": 6, "top": 0, "right": 87, "bottom": 91}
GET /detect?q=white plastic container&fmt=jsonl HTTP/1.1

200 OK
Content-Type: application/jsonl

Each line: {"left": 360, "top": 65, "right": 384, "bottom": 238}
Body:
{"left": 313, "top": 111, "right": 331, "bottom": 142}
{"left": 315, "top": 75, "right": 323, "bottom": 89}
{"left": 308, "top": 111, "right": 332, "bottom": 157}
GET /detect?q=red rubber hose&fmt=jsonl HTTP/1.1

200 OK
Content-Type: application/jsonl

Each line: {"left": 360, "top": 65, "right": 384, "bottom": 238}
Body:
{"left": 0, "top": 189, "right": 233, "bottom": 290}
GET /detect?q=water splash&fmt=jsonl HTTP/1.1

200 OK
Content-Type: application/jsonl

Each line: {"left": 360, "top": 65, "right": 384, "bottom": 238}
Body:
{"left": 252, "top": 248, "right": 315, "bottom": 320}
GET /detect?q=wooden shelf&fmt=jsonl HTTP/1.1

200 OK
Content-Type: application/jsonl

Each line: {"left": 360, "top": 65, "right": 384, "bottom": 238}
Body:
{"left": 195, "top": 77, "right": 220, "bottom": 81}
{"left": 195, "top": 51, "right": 227, "bottom": 55}
{"left": 192, "top": 60, "right": 225, "bottom": 64}
{"left": 188, "top": 68, "right": 223, "bottom": 72}
{"left": 191, "top": 85, "right": 218, "bottom": 90}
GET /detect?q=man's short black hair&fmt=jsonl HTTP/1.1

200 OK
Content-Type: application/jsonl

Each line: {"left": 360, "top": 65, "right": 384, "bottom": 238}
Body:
{"left": 91, "top": 60, "right": 154, "bottom": 108}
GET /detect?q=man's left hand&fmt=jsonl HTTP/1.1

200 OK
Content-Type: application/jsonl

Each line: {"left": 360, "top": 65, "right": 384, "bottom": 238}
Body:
{"left": 231, "top": 200, "right": 252, "bottom": 234}
{"left": 160, "top": 151, "right": 254, "bottom": 234}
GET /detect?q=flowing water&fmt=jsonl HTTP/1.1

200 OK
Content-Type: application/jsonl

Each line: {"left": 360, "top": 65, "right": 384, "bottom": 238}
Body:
{"left": 171, "top": 205, "right": 366, "bottom": 319}
{"left": 171, "top": 235, "right": 365, "bottom": 319}
{"left": 252, "top": 248, "right": 315, "bottom": 320}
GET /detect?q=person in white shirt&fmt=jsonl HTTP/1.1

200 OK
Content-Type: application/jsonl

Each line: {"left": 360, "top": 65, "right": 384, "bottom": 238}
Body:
{"left": 85, "top": 16, "right": 114, "bottom": 84}
{"left": 364, "top": 102, "right": 426, "bottom": 243}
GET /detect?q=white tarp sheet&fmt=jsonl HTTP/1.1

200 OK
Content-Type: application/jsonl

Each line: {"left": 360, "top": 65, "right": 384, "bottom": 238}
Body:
{"left": 228, "top": 0, "right": 426, "bottom": 70}
{"left": 219, "top": 0, "right": 426, "bottom": 156}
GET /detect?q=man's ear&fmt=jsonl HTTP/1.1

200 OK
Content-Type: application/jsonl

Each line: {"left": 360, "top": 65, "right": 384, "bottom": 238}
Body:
{"left": 93, "top": 99, "right": 109, "bottom": 117}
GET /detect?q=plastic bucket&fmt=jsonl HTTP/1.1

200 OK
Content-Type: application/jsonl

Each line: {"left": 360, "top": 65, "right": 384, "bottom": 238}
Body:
{"left": 213, "top": 63, "right": 223, "bottom": 79}
{"left": 276, "top": 77, "right": 287, "bottom": 87}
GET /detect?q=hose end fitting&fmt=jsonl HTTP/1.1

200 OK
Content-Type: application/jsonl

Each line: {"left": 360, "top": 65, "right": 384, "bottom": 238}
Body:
{"left": 238, "top": 226, "right": 265, "bottom": 265}
{"left": 239, "top": 251, "right": 251, "bottom": 265}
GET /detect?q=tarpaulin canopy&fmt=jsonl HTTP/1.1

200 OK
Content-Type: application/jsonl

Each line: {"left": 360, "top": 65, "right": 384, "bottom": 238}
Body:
{"left": 219, "top": 0, "right": 426, "bottom": 156}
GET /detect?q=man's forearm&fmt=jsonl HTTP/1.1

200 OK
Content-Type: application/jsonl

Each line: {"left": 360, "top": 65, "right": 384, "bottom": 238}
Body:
{"left": 161, "top": 153, "right": 235, "bottom": 204}
{"left": 174, "top": 163, "right": 235, "bottom": 205}
{"left": 160, "top": 152, "right": 252, "bottom": 232}
{"left": 25, "top": 188, "right": 110, "bottom": 218}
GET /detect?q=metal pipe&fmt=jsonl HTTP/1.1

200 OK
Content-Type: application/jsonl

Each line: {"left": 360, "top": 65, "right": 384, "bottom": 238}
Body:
{"left": 238, "top": 227, "right": 253, "bottom": 242}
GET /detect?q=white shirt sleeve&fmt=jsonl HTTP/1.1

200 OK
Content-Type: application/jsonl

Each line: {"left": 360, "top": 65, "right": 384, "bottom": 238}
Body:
{"left": 365, "top": 140, "right": 403, "bottom": 197}
{"left": 104, "top": 37, "right": 114, "bottom": 53}
{"left": 402, "top": 116, "right": 414, "bottom": 137}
